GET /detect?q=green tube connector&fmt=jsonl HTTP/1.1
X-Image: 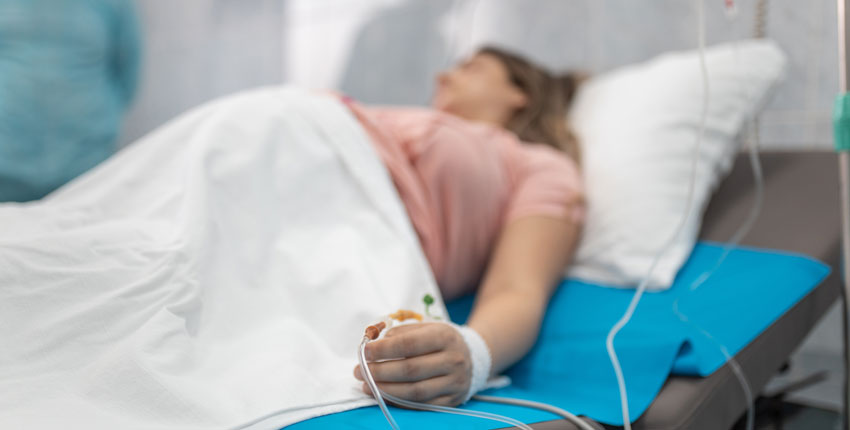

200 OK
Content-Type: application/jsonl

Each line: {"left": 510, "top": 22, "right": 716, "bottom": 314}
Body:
{"left": 834, "top": 93, "right": 850, "bottom": 152}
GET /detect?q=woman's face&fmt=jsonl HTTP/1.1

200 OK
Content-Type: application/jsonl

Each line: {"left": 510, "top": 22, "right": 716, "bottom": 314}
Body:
{"left": 432, "top": 53, "right": 527, "bottom": 127}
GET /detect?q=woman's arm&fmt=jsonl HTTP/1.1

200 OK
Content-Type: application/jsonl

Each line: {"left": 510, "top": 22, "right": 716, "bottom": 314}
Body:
{"left": 467, "top": 214, "right": 581, "bottom": 375}
{"left": 354, "top": 214, "right": 580, "bottom": 405}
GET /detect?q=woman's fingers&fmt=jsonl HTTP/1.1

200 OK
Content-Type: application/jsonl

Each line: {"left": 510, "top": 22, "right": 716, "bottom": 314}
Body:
{"left": 427, "top": 395, "right": 462, "bottom": 407}
{"left": 361, "top": 374, "right": 463, "bottom": 403}
{"left": 365, "top": 324, "right": 451, "bottom": 361}
{"left": 361, "top": 385, "right": 461, "bottom": 408}
{"left": 354, "top": 352, "right": 449, "bottom": 383}
{"left": 354, "top": 323, "right": 472, "bottom": 407}
{"left": 381, "top": 323, "right": 420, "bottom": 337}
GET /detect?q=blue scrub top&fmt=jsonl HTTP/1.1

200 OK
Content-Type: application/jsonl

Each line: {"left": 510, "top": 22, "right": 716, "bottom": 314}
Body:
{"left": 0, "top": 0, "right": 141, "bottom": 202}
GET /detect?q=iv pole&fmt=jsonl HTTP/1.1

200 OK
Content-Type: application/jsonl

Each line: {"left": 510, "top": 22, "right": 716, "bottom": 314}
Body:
{"left": 835, "top": 2, "right": 850, "bottom": 430}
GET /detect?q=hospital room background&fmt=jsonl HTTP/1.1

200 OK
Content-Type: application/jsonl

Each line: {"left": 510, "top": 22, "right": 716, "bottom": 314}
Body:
{"left": 127, "top": 0, "right": 839, "bottom": 397}
{"left": 126, "top": 0, "right": 843, "bottom": 424}
{"left": 1, "top": 0, "right": 845, "bottom": 429}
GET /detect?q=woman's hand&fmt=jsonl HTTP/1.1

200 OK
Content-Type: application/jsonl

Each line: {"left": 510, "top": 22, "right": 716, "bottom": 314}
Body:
{"left": 353, "top": 322, "right": 472, "bottom": 407}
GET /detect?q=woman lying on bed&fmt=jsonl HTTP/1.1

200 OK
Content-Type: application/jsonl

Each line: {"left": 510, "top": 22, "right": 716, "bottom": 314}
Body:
{"left": 349, "top": 47, "right": 586, "bottom": 407}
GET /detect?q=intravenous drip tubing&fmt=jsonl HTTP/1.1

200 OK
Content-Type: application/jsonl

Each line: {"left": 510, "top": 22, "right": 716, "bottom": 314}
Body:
{"left": 357, "top": 319, "right": 597, "bottom": 430}
{"left": 605, "top": 2, "right": 764, "bottom": 430}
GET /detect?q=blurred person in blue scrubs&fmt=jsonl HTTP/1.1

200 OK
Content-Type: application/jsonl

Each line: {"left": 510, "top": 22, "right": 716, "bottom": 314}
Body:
{"left": 0, "top": 0, "right": 141, "bottom": 202}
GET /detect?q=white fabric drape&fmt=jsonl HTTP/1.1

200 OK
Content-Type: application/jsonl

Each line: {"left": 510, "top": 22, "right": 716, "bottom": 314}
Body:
{"left": 0, "top": 87, "right": 445, "bottom": 429}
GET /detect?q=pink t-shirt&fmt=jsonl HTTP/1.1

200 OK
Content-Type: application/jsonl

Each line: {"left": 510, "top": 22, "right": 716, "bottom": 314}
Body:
{"left": 343, "top": 99, "right": 585, "bottom": 300}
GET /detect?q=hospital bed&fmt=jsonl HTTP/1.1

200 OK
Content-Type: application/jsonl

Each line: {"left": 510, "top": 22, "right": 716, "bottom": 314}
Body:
{"left": 516, "top": 150, "right": 842, "bottom": 430}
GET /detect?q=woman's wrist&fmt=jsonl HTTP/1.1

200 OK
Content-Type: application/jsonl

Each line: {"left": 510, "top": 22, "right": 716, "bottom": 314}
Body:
{"left": 448, "top": 323, "right": 492, "bottom": 403}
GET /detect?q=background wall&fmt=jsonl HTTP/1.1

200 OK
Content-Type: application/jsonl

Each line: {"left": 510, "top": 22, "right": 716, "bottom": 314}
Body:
{"left": 293, "top": 0, "right": 839, "bottom": 149}
{"left": 125, "top": 0, "right": 838, "bottom": 149}
{"left": 121, "top": 0, "right": 286, "bottom": 145}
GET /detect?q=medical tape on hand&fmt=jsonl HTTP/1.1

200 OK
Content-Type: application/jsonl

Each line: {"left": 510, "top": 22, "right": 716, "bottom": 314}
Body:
{"left": 448, "top": 323, "right": 492, "bottom": 403}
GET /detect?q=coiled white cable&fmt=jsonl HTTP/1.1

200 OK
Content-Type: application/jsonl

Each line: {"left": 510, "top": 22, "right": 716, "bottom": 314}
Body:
{"left": 359, "top": 336, "right": 401, "bottom": 430}
{"left": 666, "top": 10, "right": 768, "bottom": 430}
{"left": 381, "top": 392, "right": 534, "bottom": 430}
{"left": 606, "top": 3, "right": 768, "bottom": 430}
{"left": 357, "top": 335, "right": 535, "bottom": 430}
{"left": 604, "top": 0, "right": 709, "bottom": 428}
{"left": 473, "top": 394, "right": 597, "bottom": 430}
{"left": 669, "top": 117, "right": 764, "bottom": 430}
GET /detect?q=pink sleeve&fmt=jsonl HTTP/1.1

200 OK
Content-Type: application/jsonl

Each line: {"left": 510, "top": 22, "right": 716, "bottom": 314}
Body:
{"left": 505, "top": 144, "right": 586, "bottom": 225}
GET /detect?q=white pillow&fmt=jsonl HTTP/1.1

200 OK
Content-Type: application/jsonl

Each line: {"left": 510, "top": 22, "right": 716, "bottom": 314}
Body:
{"left": 567, "top": 40, "right": 787, "bottom": 290}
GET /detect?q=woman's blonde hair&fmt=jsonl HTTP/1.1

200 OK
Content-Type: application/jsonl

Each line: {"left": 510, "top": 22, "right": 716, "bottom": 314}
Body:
{"left": 478, "top": 46, "right": 584, "bottom": 163}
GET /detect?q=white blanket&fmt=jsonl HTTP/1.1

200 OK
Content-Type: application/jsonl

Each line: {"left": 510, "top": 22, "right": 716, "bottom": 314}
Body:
{"left": 0, "top": 87, "right": 446, "bottom": 429}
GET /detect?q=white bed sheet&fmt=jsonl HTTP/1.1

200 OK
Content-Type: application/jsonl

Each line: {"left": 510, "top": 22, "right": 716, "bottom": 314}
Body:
{"left": 0, "top": 87, "right": 445, "bottom": 429}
